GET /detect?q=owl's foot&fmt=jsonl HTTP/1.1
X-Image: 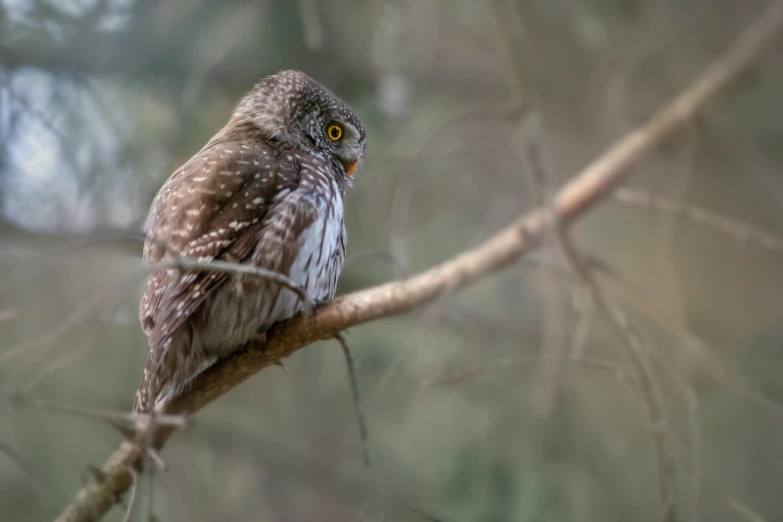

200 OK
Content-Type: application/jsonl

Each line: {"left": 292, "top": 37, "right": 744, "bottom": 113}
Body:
{"left": 300, "top": 296, "right": 317, "bottom": 317}
{"left": 299, "top": 297, "right": 332, "bottom": 318}
{"left": 256, "top": 330, "right": 268, "bottom": 345}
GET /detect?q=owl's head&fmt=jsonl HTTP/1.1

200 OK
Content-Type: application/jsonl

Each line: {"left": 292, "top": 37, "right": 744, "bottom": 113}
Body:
{"left": 236, "top": 70, "right": 366, "bottom": 179}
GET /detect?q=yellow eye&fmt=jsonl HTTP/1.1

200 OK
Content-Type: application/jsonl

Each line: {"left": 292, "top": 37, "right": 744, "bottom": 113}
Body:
{"left": 326, "top": 124, "right": 343, "bottom": 141}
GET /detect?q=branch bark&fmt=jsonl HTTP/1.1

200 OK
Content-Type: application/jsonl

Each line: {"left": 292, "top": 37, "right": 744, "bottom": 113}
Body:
{"left": 54, "top": 3, "right": 783, "bottom": 521}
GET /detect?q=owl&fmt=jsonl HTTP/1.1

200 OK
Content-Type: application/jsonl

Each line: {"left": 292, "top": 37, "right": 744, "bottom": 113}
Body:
{"left": 134, "top": 70, "right": 366, "bottom": 413}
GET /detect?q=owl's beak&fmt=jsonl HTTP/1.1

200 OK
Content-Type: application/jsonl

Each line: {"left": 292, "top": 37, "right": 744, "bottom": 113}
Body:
{"left": 344, "top": 160, "right": 359, "bottom": 176}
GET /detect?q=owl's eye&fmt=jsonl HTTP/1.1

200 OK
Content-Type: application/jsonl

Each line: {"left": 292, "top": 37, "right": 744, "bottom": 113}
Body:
{"left": 326, "top": 124, "right": 343, "bottom": 141}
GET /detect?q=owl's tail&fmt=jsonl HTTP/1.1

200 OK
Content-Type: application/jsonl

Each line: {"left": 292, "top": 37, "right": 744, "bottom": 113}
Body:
{"left": 133, "top": 355, "right": 159, "bottom": 413}
{"left": 133, "top": 334, "right": 175, "bottom": 414}
{"left": 133, "top": 330, "right": 217, "bottom": 414}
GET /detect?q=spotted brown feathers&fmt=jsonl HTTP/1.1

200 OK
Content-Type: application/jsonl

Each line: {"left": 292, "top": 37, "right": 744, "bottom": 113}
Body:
{"left": 134, "top": 70, "right": 365, "bottom": 412}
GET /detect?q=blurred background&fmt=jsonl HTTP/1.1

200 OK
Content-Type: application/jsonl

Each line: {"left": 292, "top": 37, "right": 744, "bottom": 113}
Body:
{"left": 1, "top": 0, "right": 783, "bottom": 521}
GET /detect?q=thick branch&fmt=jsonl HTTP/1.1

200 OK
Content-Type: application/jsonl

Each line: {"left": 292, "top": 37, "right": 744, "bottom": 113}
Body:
{"left": 54, "top": 4, "right": 783, "bottom": 521}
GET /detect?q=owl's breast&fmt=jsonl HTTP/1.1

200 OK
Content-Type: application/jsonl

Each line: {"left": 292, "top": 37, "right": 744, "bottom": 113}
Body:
{"left": 196, "top": 179, "right": 346, "bottom": 355}
{"left": 288, "top": 185, "right": 345, "bottom": 298}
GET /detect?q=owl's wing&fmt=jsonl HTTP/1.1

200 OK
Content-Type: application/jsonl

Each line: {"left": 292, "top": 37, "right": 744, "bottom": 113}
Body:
{"left": 140, "top": 140, "right": 302, "bottom": 352}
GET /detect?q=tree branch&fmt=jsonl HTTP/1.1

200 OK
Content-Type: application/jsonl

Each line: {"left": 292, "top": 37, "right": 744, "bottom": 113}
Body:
{"left": 613, "top": 188, "right": 783, "bottom": 257}
{"left": 53, "top": 3, "right": 783, "bottom": 521}
{"left": 559, "top": 232, "right": 678, "bottom": 521}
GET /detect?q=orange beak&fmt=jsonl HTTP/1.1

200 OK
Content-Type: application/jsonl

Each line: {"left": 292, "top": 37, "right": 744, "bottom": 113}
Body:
{"left": 344, "top": 160, "right": 359, "bottom": 176}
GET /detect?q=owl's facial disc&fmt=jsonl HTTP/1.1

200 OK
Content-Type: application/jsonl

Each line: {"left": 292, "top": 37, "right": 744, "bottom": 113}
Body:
{"left": 321, "top": 119, "right": 364, "bottom": 176}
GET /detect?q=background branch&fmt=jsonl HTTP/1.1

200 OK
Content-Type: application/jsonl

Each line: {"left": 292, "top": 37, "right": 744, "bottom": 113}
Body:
{"left": 613, "top": 188, "right": 783, "bottom": 256}
{"left": 559, "top": 232, "right": 678, "bottom": 522}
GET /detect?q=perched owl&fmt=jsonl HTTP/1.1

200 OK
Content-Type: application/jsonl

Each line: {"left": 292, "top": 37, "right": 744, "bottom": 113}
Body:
{"left": 134, "top": 70, "right": 366, "bottom": 413}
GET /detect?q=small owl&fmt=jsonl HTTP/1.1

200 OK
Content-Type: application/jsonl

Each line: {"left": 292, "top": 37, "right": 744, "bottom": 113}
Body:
{"left": 134, "top": 70, "right": 366, "bottom": 413}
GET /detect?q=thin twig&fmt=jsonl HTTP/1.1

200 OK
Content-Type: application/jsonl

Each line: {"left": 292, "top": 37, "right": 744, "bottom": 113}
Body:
{"left": 19, "top": 329, "right": 102, "bottom": 393}
{"left": 0, "top": 277, "right": 130, "bottom": 366}
{"left": 494, "top": 0, "right": 569, "bottom": 419}
{"left": 614, "top": 188, "right": 783, "bottom": 256}
{"left": 11, "top": 395, "right": 188, "bottom": 428}
{"left": 684, "top": 387, "right": 701, "bottom": 522}
{"left": 0, "top": 229, "right": 144, "bottom": 295}
{"left": 596, "top": 261, "right": 783, "bottom": 422}
{"left": 0, "top": 441, "right": 48, "bottom": 522}
{"left": 568, "top": 286, "right": 593, "bottom": 358}
{"left": 344, "top": 248, "right": 411, "bottom": 279}
{"left": 146, "top": 256, "right": 315, "bottom": 313}
{"left": 120, "top": 469, "right": 138, "bottom": 522}
{"left": 426, "top": 334, "right": 760, "bottom": 522}
{"left": 336, "top": 334, "right": 384, "bottom": 521}
{"left": 667, "top": 433, "right": 766, "bottom": 522}
{"left": 559, "top": 232, "right": 678, "bottom": 522}
{"left": 420, "top": 354, "right": 634, "bottom": 388}
{"left": 297, "top": 0, "right": 324, "bottom": 50}
{"left": 53, "top": 6, "right": 783, "bottom": 520}
{"left": 0, "top": 272, "right": 140, "bottom": 400}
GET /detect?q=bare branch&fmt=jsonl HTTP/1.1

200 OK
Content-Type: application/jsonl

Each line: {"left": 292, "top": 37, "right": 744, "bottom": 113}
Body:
{"left": 119, "top": 471, "right": 138, "bottom": 522}
{"left": 18, "top": 331, "right": 102, "bottom": 393}
{"left": 614, "top": 188, "right": 783, "bottom": 256}
{"left": 597, "top": 257, "right": 783, "bottom": 422}
{"left": 0, "top": 273, "right": 139, "bottom": 386}
{"left": 11, "top": 395, "right": 188, "bottom": 429}
{"left": 559, "top": 232, "right": 679, "bottom": 522}
{"left": 667, "top": 435, "right": 766, "bottom": 522}
{"left": 336, "top": 334, "right": 384, "bottom": 520}
{"left": 146, "top": 255, "right": 316, "bottom": 313}
{"left": 422, "top": 351, "right": 766, "bottom": 522}
{"left": 420, "top": 354, "right": 634, "bottom": 388}
{"left": 344, "top": 248, "right": 411, "bottom": 279}
{"left": 140, "top": 231, "right": 315, "bottom": 309}
{"left": 0, "top": 441, "right": 47, "bottom": 522}
{"left": 53, "top": 4, "right": 783, "bottom": 521}
{"left": 297, "top": 0, "right": 324, "bottom": 51}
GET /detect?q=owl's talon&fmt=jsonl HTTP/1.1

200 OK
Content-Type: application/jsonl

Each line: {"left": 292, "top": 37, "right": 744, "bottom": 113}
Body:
{"left": 256, "top": 330, "right": 268, "bottom": 345}
{"left": 301, "top": 298, "right": 317, "bottom": 317}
